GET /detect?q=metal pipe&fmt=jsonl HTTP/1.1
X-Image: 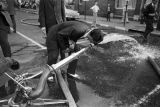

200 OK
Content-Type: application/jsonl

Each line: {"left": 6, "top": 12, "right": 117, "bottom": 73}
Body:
{"left": 147, "top": 56, "right": 160, "bottom": 75}
{"left": 28, "top": 65, "right": 52, "bottom": 99}
{"left": 51, "top": 47, "right": 89, "bottom": 70}
{"left": 28, "top": 47, "right": 89, "bottom": 100}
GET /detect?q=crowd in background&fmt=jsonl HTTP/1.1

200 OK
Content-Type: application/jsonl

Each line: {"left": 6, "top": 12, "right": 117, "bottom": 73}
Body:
{"left": 20, "top": 0, "right": 39, "bottom": 9}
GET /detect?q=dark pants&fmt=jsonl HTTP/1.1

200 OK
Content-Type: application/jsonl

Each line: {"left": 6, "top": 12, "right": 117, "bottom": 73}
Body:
{"left": 143, "top": 19, "right": 154, "bottom": 39}
{"left": 0, "top": 30, "right": 11, "bottom": 57}
{"left": 10, "top": 15, "right": 16, "bottom": 32}
{"left": 106, "top": 12, "right": 110, "bottom": 21}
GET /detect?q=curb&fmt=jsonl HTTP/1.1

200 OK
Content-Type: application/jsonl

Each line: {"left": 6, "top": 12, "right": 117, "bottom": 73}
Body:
{"left": 21, "top": 18, "right": 39, "bottom": 26}
{"left": 83, "top": 20, "right": 129, "bottom": 32}
{"left": 17, "top": 8, "right": 38, "bottom": 15}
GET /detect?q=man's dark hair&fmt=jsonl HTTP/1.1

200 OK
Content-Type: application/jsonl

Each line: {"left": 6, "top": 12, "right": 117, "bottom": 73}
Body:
{"left": 90, "top": 29, "right": 104, "bottom": 45}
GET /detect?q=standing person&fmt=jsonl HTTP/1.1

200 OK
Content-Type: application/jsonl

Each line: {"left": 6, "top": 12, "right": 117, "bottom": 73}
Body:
{"left": 39, "top": 0, "right": 66, "bottom": 35}
{"left": 90, "top": 1, "right": 99, "bottom": 27}
{"left": 0, "top": 1, "right": 12, "bottom": 60}
{"left": 121, "top": 5, "right": 129, "bottom": 23}
{"left": 143, "top": 0, "right": 158, "bottom": 43}
{"left": 106, "top": 4, "right": 111, "bottom": 21}
{"left": 46, "top": 21, "right": 104, "bottom": 75}
{"left": 6, "top": 0, "right": 19, "bottom": 33}
{"left": 0, "top": 1, "right": 19, "bottom": 70}
{"left": 0, "top": 1, "right": 19, "bottom": 96}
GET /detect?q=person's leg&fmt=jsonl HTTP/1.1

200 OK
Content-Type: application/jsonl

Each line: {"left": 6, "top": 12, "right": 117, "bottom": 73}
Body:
{"left": 109, "top": 13, "right": 110, "bottom": 21}
{"left": 92, "top": 12, "right": 96, "bottom": 27}
{"left": 67, "top": 45, "right": 80, "bottom": 75}
{"left": 106, "top": 13, "right": 108, "bottom": 21}
{"left": 46, "top": 39, "right": 59, "bottom": 82}
{"left": 10, "top": 15, "right": 16, "bottom": 33}
{"left": 46, "top": 38, "right": 59, "bottom": 65}
{"left": 95, "top": 12, "right": 97, "bottom": 26}
{"left": 67, "top": 59, "right": 78, "bottom": 74}
{"left": 143, "top": 20, "right": 153, "bottom": 41}
{"left": 47, "top": 49, "right": 59, "bottom": 66}
{"left": 59, "top": 49, "right": 65, "bottom": 60}
{"left": 0, "top": 30, "right": 19, "bottom": 71}
{"left": 0, "top": 30, "right": 11, "bottom": 57}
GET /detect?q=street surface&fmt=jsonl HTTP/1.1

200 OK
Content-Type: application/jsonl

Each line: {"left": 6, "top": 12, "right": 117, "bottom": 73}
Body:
{"left": 0, "top": 10, "right": 160, "bottom": 107}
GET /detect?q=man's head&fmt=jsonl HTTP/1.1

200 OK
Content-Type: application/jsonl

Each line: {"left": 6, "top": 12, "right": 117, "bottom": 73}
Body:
{"left": 87, "top": 29, "right": 104, "bottom": 45}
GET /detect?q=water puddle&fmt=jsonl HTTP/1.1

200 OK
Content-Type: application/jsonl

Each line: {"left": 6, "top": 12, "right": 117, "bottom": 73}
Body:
{"left": 75, "top": 33, "right": 160, "bottom": 106}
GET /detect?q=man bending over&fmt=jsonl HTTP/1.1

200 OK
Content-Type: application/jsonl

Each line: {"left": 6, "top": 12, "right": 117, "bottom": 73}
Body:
{"left": 46, "top": 21, "right": 104, "bottom": 75}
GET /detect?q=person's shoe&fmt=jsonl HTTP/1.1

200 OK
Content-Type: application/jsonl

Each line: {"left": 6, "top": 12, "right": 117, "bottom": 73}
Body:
{"left": 10, "top": 59, "right": 20, "bottom": 70}
{"left": 48, "top": 76, "right": 54, "bottom": 82}
{"left": 47, "top": 74, "right": 56, "bottom": 83}
{"left": 5, "top": 57, "right": 20, "bottom": 70}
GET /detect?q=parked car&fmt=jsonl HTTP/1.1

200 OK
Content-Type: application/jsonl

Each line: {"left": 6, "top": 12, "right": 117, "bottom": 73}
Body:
{"left": 65, "top": 7, "right": 80, "bottom": 21}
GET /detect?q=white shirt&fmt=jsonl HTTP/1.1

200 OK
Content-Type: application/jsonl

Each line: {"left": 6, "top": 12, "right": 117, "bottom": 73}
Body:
{"left": 91, "top": 4, "right": 99, "bottom": 13}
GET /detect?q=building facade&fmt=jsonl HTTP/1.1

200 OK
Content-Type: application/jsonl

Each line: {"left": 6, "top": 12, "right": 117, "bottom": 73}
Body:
{"left": 72, "top": 0, "right": 156, "bottom": 20}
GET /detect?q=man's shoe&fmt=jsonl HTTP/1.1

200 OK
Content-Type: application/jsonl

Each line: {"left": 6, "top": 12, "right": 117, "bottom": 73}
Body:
{"left": 10, "top": 59, "right": 20, "bottom": 70}
{"left": 5, "top": 57, "right": 20, "bottom": 70}
{"left": 47, "top": 74, "right": 56, "bottom": 83}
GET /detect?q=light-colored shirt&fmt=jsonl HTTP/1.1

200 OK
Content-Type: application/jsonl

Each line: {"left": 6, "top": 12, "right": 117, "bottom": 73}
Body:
{"left": 91, "top": 4, "right": 99, "bottom": 13}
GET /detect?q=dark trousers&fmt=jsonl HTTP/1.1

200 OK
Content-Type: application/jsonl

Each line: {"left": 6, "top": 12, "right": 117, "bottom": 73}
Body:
{"left": 0, "top": 30, "right": 11, "bottom": 57}
{"left": 10, "top": 15, "right": 16, "bottom": 31}
{"left": 106, "top": 12, "right": 110, "bottom": 21}
{"left": 143, "top": 19, "right": 154, "bottom": 39}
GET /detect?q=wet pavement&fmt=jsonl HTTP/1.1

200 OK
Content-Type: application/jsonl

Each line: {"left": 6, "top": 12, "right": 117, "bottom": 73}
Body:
{"left": 0, "top": 10, "right": 160, "bottom": 107}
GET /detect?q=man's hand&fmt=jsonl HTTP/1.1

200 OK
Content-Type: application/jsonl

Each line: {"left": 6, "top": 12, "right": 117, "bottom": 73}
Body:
{"left": 62, "top": 48, "right": 71, "bottom": 53}
{"left": 41, "top": 27, "right": 46, "bottom": 35}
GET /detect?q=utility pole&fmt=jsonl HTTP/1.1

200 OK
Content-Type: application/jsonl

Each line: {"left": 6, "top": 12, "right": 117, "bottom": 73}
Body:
{"left": 140, "top": 0, "right": 145, "bottom": 24}
{"left": 83, "top": 0, "right": 89, "bottom": 20}
{"left": 156, "top": 0, "right": 160, "bottom": 30}
{"left": 84, "top": 1, "right": 86, "bottom": 20}
{"left": 124, "top": 0, "right": 129, "bottom": 26}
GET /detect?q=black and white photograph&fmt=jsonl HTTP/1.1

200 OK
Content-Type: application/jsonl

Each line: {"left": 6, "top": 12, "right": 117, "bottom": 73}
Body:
{"left": 0, "top": 0, "right": 160, "bottom": 107}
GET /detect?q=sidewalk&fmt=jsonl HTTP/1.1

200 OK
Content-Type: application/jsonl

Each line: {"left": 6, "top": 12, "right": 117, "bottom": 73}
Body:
{"left": 80, "top": 15, "right": 160, "bottom": 37}
{"left": 79, "top": 15, "right": 139, "bottom": 31}
{"left": 18, "top": 8, "right": 160, "bottom": 37}
{"left": 18, "top": 8, "right": 140, "bottom": 31}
